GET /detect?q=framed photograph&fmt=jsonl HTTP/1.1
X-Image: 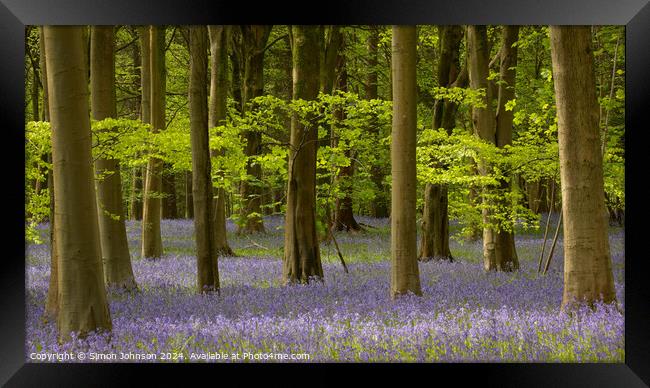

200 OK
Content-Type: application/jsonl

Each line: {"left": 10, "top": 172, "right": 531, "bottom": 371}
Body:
{"left": 2, "top": 0, "right": 649, "bottom": 385}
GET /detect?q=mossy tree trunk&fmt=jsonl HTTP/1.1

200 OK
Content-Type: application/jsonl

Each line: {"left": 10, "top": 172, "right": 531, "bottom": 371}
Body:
{"left": 282, "top": 25, "right": 323, "bottom": 284}
{"left": 44, "top": 26, "right": 112, "bottom": 342}
{"left": 390, "top": 25, "right": 422, "bottom": 298}
{"left": 549, "top": 26, "right": 616, "bottom": 309}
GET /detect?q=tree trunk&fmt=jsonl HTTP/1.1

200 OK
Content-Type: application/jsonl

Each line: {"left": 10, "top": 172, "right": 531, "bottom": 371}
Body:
{"left": 131, "top": 27, "right": 150, "bottom": 221}
{"left": 208, "top": 25, "right": 234, "bottom": 256}
{"left": 332, "top": 52, "right": 361, "bottom": 232}
{"left": 366, "top": 26, "right": 389, "bottom": 218}
{"left": 494, "top": 25, "right": 520, "bottom": 271}
{"left": 190, "top": 26, "right": 220, "bottom": 293}
{"left": 390, "top": 25, "right": 422, "bottom": 297}
{"left": 549, "top": 26, "right": 616, "bottom": 309}
{"left": 141, "top": 25, "right": 165, "bottom": 258}
{"left": 419, "top": 25, "right": 463, "bottom": 262}
{"left": 185, "top": 171, "right": 194, "bottom": 219}
{"left": 130, "top": 167, "right": 143, "bottom": 220}
{"left": 468, "top": 25, "right": 502, "bottom": 272}
{"left": 283, "top": 25, "right": 323, "bottom": 284}
{"left": 44, "top": 26, "right": 112, "bottom": 342}
{"left": 419, "top": 183, "right": 452, "bottom": 262}
{"left": 318, "top": 26, "right": 342, "bottom": 235}
{"left": 129, "top": 28, "right": 143, "bottom": 219}
{"left": 91, "top": 26, "right": 137, "bottom": 288}
{"left": 161, "top": 166, "right": 178, "bottom": 219}
{"left": 238, "top": 26, "right": 272, "bottom": 234}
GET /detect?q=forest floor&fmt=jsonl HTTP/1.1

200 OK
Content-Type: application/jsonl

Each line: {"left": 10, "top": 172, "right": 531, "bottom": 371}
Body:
{"left": 26, "top": 215, "right": 624, "bottom": 362}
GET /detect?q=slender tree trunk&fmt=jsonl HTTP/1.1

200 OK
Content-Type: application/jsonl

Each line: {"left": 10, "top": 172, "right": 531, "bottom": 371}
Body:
{"left": 208, "top": 25, "right": 234, "bottom": 256}
{"left": 494, "top": 25, "right": 520, "bottom": 271}
{"left": 161, "top": 166, "right": 178, "bottom": 219}
{"left": 318, "top": 26, "right": 343, "bottom": 235}
{"left": 468, "top": 25, "right": 502, "bottom": 271}
{"left": 238, "top": 26, "right": 272, "bottom": 234}
{"left": 141, "top": 26, "right": 165, "bottom": 258}
{"left": 419, "top": 25, "right": 463, "bottom": 262}
{"left": 366, "top": 26, "right": 389, "bottom": 218}
{"left": 283, "top": 25, "right": 323, "bottom": 284}
{"left": 190, "top": 26, "right": 220, "bottom": 293}
{"left": 91, "top": 26, "right": 137, "bottom": 288}
{"left": 44, "top": 26, "right": 112, "bottom": 342}
{"left": 390, "top": 26, "right": 422, "bottom": 297}
{"left": 130, "top": 167, "right": 143, "bottom": 220}
{"left": 332, "top": 52, "right": 361, "bottom": 232}
{"left": 131, "top": 27, "right": 150, "bottom": 221}
{"left": 185, "top": 171, "right": 194, "bottom": 219}
{"left": 129, "top": 29, "right": 142, "bottom": 221}
{"left": 549, "top": 26, "right": 616, "bottom": 309}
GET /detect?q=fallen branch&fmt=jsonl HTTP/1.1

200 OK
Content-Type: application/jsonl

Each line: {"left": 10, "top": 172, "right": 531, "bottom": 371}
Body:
{"left": 329, "top": 231, "right": 349, "bottom": 274}
{"left": 244, "top": 236, "right": 270, "bottom": 251}
{"left": 543, "top": 210, "right": 563, "bottom": 275}
{"left": 358, "top": 222, "right": 377, "bottom": 229}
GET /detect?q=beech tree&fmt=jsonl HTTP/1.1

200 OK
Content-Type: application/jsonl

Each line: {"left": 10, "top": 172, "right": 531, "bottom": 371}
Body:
{"left": 549, "top": 26, "right": 616, "bottom": 309}
{"left": 141, "top": 25, "right": 165, "bottom": 258}
{"left": 90, "top": 26, "right": 137, "bottom": 289}
{"left": 390, "top": 25, "right": 422, "bottom": 297}
{"left": 189, "top": 26, "right": 220, "bottom": 292}
{"left": 468, "top": 25, "right": 516, "bottom": 272}
{"left": 282, "top": 25, "right": 323, "bottom": 284}
{"left": 238, "top": 25, "right": 272, "bottom": 234}
{"left": 44, "top": 25, "right": 112, "bottom": 342}
{"left": 493, "top": 25, "right": 520, "bottom": 271}
{"left": 332, "top": 40, "right": 362, "bottom": 232}
{"left": 366, "top": 26, "right": 389, "bottom": 218}
{"left": 419, "top": 25, "right": 464, "bottom": 262}
{"left": 129, "top": 28, "right": 144, "bottom": 221}
{"left": 208, "top": 25, "right": 234, "bottom": 256}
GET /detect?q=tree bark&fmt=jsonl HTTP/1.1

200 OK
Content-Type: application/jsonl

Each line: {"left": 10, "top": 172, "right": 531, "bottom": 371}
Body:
{"left": 282, "top": 25, "right": 323, "bottom": 284}
{"left": 161, "top": 166, "right": 178, "bottom": 219}
{"left": 549, "top": 26, "right": 616, "bottom": 309}
{"left": 366, "top": 26, "right": 389, "bottom": 218}
{"left": 468, "top": 25, "right": 502, "bottom": 272}
{"left": 131, "top": 27, "right": 150, "bottom": 221}
{"left": 238, "top": 26, "right": 272, "bottom": 234}
{"left": 129, "top": 28, "right": 143, "bottom": 220}
{"left": 390, "top": 26, "right": 422, "bottom": 297}
{"left": 185, "top": 171, "right": 194, "bottom": 218}
{"left": 419, "top": 25, "right": 463, "bottom": 262}
{"left": 332, "top": 50, "right": 361, "bottom": 232}
{"left": 208, "top": 25, "right": 234, "bottom": 256}
{"left": 190, "top": 26, "right": 220, "bottom": 293}
{"left": 91, "top": 26, "right": 137, "bottom": 288}
{"left": 141, "top": 25, "right": 165, "bottom": 258}
{"left": 44, "top": 26, "right": 112, "bottom": 342}
{"left": 494, "top": 25, "right": 520, "bottom": 271}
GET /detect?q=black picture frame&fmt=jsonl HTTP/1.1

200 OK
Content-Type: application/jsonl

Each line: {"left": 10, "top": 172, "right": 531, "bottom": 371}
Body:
{"left": 1, "top": 0, "right": 648, "bottom": 386}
